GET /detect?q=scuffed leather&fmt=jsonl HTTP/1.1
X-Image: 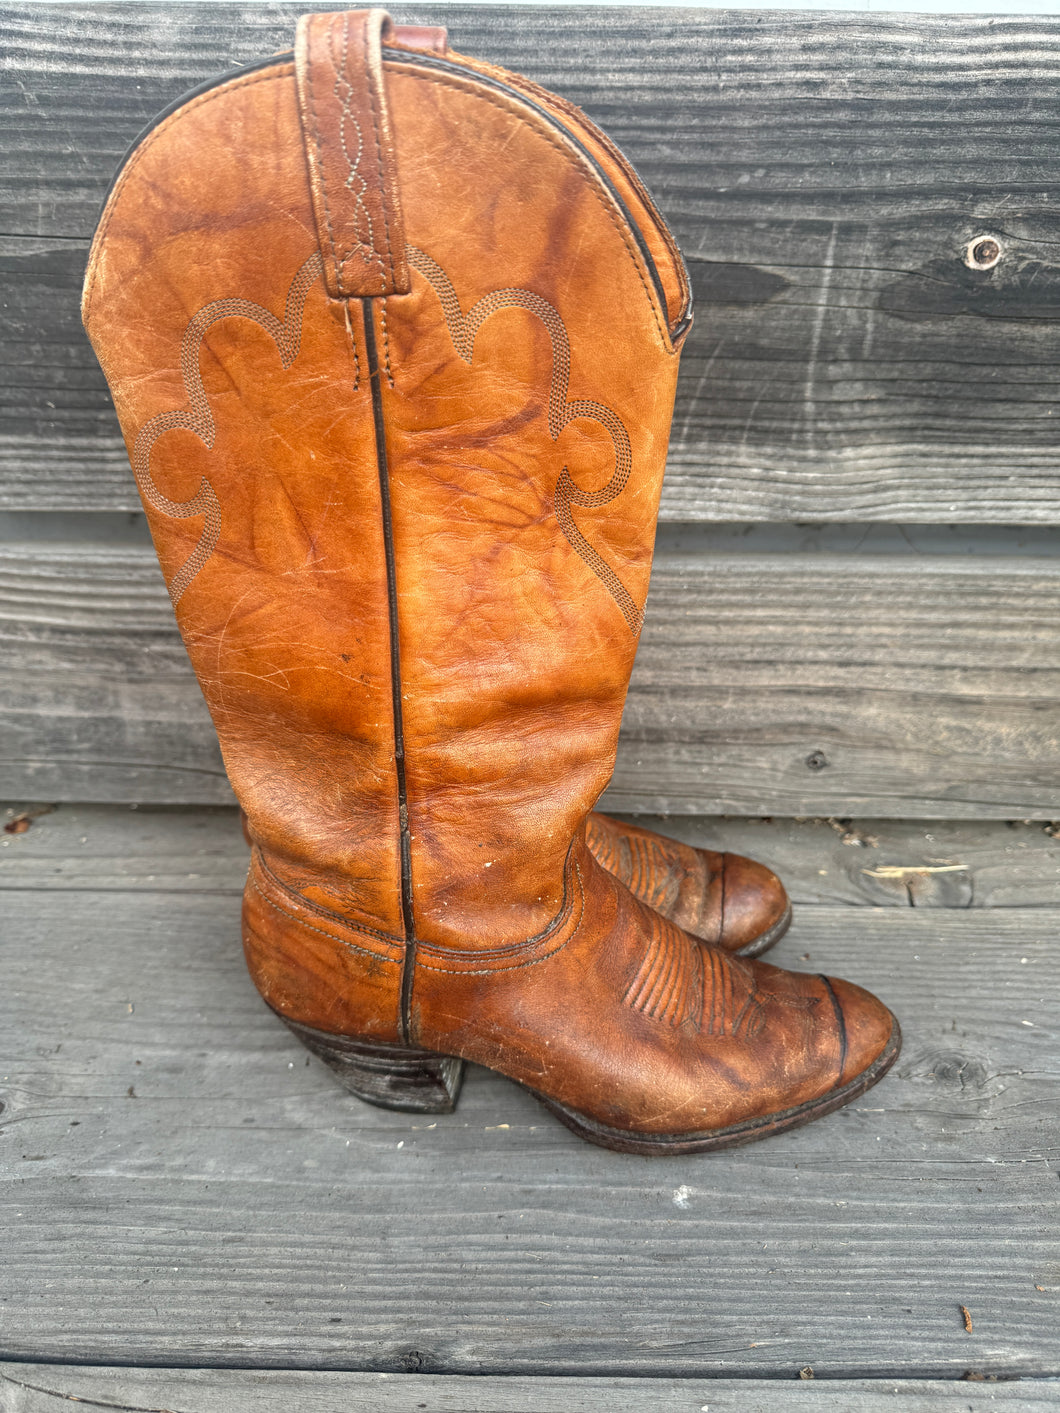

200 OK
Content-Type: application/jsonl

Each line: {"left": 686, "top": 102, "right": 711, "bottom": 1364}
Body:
{"left": 238, "top": 801, "right": 789, "bottom": 955}
{"left": 588, "top": 812, "right": 790, "bottom": 953}
{"left": 83, "top": 10, "right": 897, "bottom": 1141}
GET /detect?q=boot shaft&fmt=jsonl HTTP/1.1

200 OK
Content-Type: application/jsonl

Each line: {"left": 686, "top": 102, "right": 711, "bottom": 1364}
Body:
{"left": 83, "top": 10, "right": 692, "bottom": 951}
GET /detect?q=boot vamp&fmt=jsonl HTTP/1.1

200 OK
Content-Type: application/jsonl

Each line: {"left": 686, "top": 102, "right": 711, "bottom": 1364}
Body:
{"left": 412, "top": 852, "right": 894, "bottom": 1137}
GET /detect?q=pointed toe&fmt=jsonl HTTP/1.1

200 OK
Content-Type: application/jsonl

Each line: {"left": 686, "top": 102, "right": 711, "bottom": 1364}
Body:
{"left": 821, "top": 973, "right": 901, "bottom": 1088}
{"left": 722, "top": 853, "right": 791, "bottom": 957}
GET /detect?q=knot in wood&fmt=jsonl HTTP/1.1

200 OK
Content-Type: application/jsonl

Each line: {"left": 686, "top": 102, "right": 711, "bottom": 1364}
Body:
{"left": 965, "top": 236, "right": 1002, "bottom": 271}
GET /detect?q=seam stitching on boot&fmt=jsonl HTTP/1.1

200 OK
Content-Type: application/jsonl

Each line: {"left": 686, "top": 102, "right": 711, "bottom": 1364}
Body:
{"left": 254, "top": 850, "right": 403, "bottom": 949}
{"left": 250, "top": 875, "right": 403, "bottom": 965}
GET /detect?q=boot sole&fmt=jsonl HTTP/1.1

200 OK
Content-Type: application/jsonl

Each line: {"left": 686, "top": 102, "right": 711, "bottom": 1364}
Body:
{"left": 734, "top": 900, "right": 793, "bottom": 960}
{"left": 277, "top": 1008, "right": 901, "bottom": 1155}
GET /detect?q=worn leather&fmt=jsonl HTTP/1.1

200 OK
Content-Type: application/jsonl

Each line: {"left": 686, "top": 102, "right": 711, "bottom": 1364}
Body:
{"left": 295, "top": 10, "right": 411, "bottom": 298}
{"left": 241, "top": 802, "right": 790, "bottom": 957}
{"left": 83, "top": 9, "right": 897, "bottom": 1144}
{"left": 587, "top": 813, "right": 790, "bottom": 955}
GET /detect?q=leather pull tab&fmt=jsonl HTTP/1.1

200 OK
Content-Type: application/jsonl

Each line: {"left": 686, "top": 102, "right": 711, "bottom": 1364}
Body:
{"left": 389, "top": 24, "right": 448, "bottom": 55}
{"left": 295, "top": 9, "right": 410, "bottom": 298}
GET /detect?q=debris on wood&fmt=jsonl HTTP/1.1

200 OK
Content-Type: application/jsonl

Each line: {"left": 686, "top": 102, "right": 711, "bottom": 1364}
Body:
{"left": 821, "top": 817, "right": 880, "bottom": 848}
{"left": 862, "top": 863, "right": 967, "bottom": 879}
{"left": 960, "top": 1303, "right": 974, "bottom": 1332}
{"left": 3, "top": 804, "right": 55, "bottom": 835}
{"left": 798, "top": 1366, "right": 814, "bottom": 1380}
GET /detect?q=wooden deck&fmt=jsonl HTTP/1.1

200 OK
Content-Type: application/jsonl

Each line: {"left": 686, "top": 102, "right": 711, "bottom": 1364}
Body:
{"left": 3, "top": 3, "right": 1060, "bottom": 1406}
{"left": 2, "top": 803, "right": 1059, "bottom": 1406}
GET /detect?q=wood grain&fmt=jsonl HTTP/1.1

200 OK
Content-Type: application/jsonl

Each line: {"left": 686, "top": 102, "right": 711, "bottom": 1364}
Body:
{"left": 0, "top": 833, "right": 1057, "bottom": 1376}
{"left": 3, "top": 542, "right": 1059, "bottom": 816}
{"left": 5, "top": 6, "right": 1060, "bottom": 518}
{"left": 2, "top": 1363, "right": 1058, "bottom": 1412}
{"left": 6, "top": 804, "right": 1060, "bottom": 911}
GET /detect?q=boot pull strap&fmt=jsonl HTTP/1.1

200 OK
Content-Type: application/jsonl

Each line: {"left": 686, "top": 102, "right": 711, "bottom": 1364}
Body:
{"left": 295, "top": 8, "right": 427, "bottom": 298}
{"left": 389, "top": 23, "right": 448, "bottom": 55}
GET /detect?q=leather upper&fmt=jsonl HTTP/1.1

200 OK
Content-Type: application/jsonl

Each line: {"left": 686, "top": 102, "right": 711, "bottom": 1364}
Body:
{"left": 83, "top": 11, "right": 896, "bottom": 1139}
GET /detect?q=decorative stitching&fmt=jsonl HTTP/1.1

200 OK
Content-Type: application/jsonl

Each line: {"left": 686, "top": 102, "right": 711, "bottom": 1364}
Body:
{"left": 304, "top": 46, "right": 342, "bottom": 292}
{"left": 87, "top": 59, "right": 673, "bottom": 353}
{"left": 623, "top": 911, "right": 704, "bottom": 1030}
{"left": 387, "top": 62, "right": 673, "bottom": 355}
{"left": 627, "top": 833, "right": 682, "bottom": 915}
{"left": 380, "top": 297, "right": 394, "bottom": 387}
{"left": 358, "top": 11, "right": 396, "bottom": 292}
{"left": 415, "top": 859, "right": 585, "bottom": 975}
{"left": 250, "top": 874, "right": 402, "bottom": 967}
{"left": 254, "top": 845, "right": 582, "bottom": 977}
{"left": 129, "top": 252, "right": 322, "bottom": 605}
{"left": 407, "top": 245, "right": 643, "bottom": 632}
{"left": 327, "top": 12, "right": 384, "bottom": 291}
{"left": 253, "top": 847, "right": 403, "bottom": 951}
{"left": 587, "top": 818, "right": 681, "bottom": 914}
{"left": 623, "top": 914, "right": 823, "bottom": 1038}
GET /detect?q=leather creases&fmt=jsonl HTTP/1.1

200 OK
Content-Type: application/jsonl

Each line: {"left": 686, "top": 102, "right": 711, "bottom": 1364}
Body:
{"left": 131, "top": 252, "right": 323, "bottom": 606}
{"left": 407, "top": 245, "right": 643, "bottom": 632}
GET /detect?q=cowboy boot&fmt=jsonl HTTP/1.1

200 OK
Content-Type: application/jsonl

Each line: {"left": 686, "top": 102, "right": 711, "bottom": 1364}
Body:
{"left": 82, "top": 9, "right": 899, "bottom": 1153}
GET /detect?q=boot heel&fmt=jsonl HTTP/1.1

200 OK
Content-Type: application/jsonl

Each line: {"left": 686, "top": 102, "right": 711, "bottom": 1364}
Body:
{"left": 279, "top": 1014, "right": 465, "bottom": 1114}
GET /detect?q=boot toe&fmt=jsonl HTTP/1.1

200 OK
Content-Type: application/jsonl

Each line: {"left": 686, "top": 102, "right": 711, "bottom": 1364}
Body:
{"left": 821, "top": 972, "right": 900, "bottom": 1088}
{"left": 721, "top": 853, "right": 791, "bottom": 956}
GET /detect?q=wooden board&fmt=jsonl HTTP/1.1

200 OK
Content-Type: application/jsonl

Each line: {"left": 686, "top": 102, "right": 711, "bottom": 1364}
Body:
{"left": 6, "top": 803, "right": 1060, "bottom": 911}
{"left": 2, "top": 1363, "right": 1059, "bottom": 1413}
{"left": 5, "top": 5, "right": 1060, "bottom": 519}
{"left": 1, "top": 813, "right": 1058, "bottom": 1377}
{"left": 4, "top": 541, "right": 1060, "bottom": 817}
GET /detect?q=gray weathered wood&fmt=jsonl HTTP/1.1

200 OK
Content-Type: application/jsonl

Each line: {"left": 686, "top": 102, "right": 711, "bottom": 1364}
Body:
{"left": 4, "top": 542, "right": 1059, "bottom": 816}
{"left": 5, "top": 6, "right": 1060, "bottom": 519}
{"left": 6, "top": 804, "right": 1060, "bottom": 910}
{"left": 1, "top": 819, "right": 1058, "bottom": 1376}
{"left": 611, "top": 551, "right": 1060, "bottom": 818}
{"left": 2, "top": 1364, "right": 1058, "bottom": 1413}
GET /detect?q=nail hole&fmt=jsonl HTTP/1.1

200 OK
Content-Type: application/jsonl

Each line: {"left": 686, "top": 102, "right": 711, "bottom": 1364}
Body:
{"left": 805, "top": 750, "right": 830, "bottom": 772}
{"left": 965, "top": 235, "right": 1002, "bottom": 271}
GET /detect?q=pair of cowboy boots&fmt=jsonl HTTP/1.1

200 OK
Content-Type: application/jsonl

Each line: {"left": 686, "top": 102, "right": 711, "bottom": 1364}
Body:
{"left": 83, "top": 9, "right": 899, "bottom": 1153}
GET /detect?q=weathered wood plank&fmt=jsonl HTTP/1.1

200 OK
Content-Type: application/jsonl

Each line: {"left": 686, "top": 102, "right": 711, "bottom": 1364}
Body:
{"left": 5, "top": 804, "right": 1060, "bottom": 911}
{"left": 4, "top": 6, "right": 1060, "bottom": 518}
{"left": 610, "top": 551, "right": 1060, "bottom": 818}
{"left": 3, "top": 542, "right": 1059, "bottom": 816}
{"left": 2, "top": 1364, "right": 1058, "bottom": 1413}
{"left": 1, "top": 848, "right": 1058, "bottom": 1374}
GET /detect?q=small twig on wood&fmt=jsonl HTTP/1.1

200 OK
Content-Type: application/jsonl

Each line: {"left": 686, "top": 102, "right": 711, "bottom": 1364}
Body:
{"left": 862, "top": 864, "right": 967, "bottom": 878}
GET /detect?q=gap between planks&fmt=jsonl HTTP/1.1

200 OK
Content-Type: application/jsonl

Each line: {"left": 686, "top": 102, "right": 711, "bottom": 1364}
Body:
{"left": 3, "top": 1364, "right": 1060, "bottom": 1413}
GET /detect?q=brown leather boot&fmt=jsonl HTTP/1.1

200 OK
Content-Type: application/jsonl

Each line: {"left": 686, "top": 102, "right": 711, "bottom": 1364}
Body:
{"left": 83, "top": 9, "right": 898, "bottom": 1153}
